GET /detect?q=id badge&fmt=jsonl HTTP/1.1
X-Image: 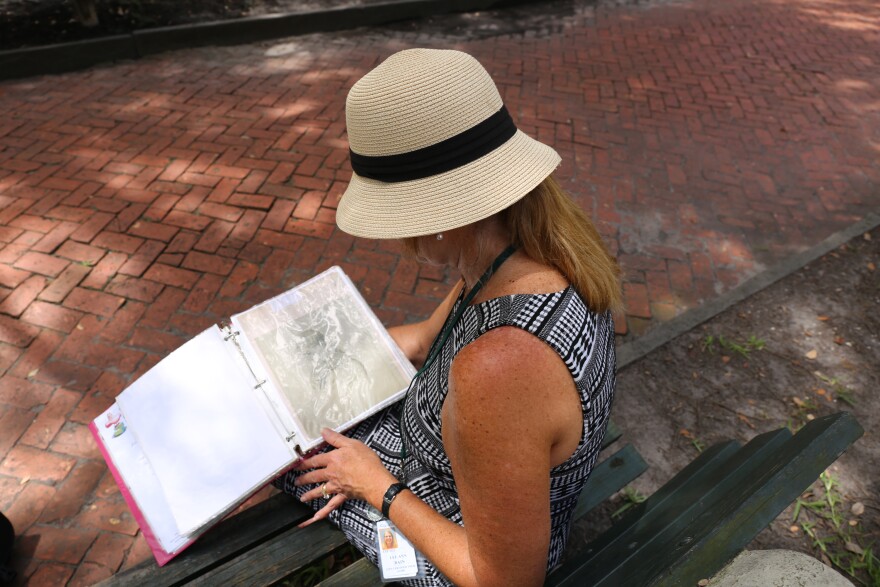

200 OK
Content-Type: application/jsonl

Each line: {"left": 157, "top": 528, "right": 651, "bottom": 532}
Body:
{"left": 375, "top": 520, "right": 424, "bottom": 582}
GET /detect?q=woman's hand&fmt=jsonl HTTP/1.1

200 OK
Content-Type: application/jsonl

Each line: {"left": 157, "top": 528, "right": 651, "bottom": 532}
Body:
{"left": 294, "top": 428, "right": 397, "bottom": 527}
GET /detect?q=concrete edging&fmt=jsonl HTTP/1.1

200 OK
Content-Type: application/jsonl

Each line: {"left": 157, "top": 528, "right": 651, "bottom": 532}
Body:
{"left": 616, "top": 212, "right": 880, "bottom": 370}
{"left": 0, "top": 0, "right": 509, "bottom": 81}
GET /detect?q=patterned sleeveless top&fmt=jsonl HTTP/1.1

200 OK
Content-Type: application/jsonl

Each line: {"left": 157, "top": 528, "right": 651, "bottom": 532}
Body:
{"left": 278, "top": 286, "right": 616, "bottom": 586}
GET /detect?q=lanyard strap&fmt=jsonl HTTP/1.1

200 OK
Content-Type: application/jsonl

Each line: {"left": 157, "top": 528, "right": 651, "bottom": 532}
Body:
{"left": 400, "top": 244, "right": 516, "bottom": 462}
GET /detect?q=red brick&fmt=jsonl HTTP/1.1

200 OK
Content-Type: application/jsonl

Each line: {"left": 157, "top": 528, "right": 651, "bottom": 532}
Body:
{"left": 20, "top": 300, "right": 83, "bottom": 332}
{"left": 0, "top": 274, "right": 47, "bottom": 317}
{"left": 33, "top": 359, "right": 101, "bottom": 391}
{"left": 91, "top": 231, "right": 144, "bottom": 254}
{"left": 181, "top": 250, "right": 235, "bottom": 275}
{"left": 105, "top": 275, "right": 164, "bottom": 302}
{"left": 31, "top": 221, "right": 79, "bottom": 254}
{"left": 62, "top": 287, "right": 124, "bottom": 317}
{"left": 623, "top": 282, "right": 651, "bottom": 319}
{"left": 118, "top": 239, "right": 165, "bottom": 277}
{"left": 205, "top": 164, "right": 250, "bottom": 179}
{"left": 383, "top": 290, "right": 439, "bottom": 319}
{"left": 79, "top": 251, "right": 126, "bottom": 290}
{"left": 0, "top": 375, "right": 54, "bottom": 409}
{"left": 9, "top": 329, "right": 64, "bottom": 379}
{"left": 5, "top": 482, "right": 57, "bottom": 539}
{"left": 158, "top": 159, "right": 189, "bottom": 182}
{"left": 0, "top": 445, "right": 76, "bottom": 483}
{"left": 68, "top": 561, "right": 113, "bottom": 586}
{"left": 38, "top": 462, "right": 104, "bottom": 525}
{"left": 284, "top": 217, "right": 334, "bottom": 239}
{"left": 69, "top": 391, "right": 115, "bottom": 425}
{"left": 262, "top": 199, "right": 296, "bottom": 231}
{"left": 50, "top": 422, "right": 101, "bottom": 459}
{"left": 139, "top": 287, "right": 186, "bottom": 329}
{"left": 70, "top": 211, "right": 114, "bottom": 243}
{"left": 219, "top": 260, "right": 259, "bottom": 298}
{"left": 27, "top": 525, "right": 98, "bottom": 564}
{"left": 121, "top": 532, "right": 152, "bottom": 570}
{"left": 9, "top": 214, "right": 57, "bottom": 234}
{"left": 128, "top": 219, "right": 178, "bottom": 242}
{"left": 0, "top": 404, "right": 32, "bottom": 456}
{"left": 0, "top": 264, "right": 30, "bottom": 288}
{"left": 21, "top": 388, "right": 81, "bottom": 449}
{"left": 183, "top": 273, "right": 224, "bottom": 313}
{"left": 83, "top": 531, "right": 133, "bottom": 572}
{"left": 76, "top": 497, "right": 139, "bottom": 535}
{"left": 37, "top": 263, "right": 90, "bottom": 303}
{"left": 129, "top": 327, "right": 186, "bottom": 355}
{"left": 99, "top": 300, "right": 147, "bottom": 345}
{"left": 293, "top": 191, "right": 323, "bottom": 220}
{"left": 227, "top": 193, "right": 273, "bottom": 209}
{"left": 194, "top": 219, "right": 235, "bottom": 253}
{"left": 229, "top": 209, "right": 266, "bottom": 243}
{"left": 55, "top": 240, "right": 105, "bottom": 265}
{"left": 24, "top": 562, "right": 74, "bottom": 587}
{"left": 13, "top": 251, "right": 69, "bottom": 277}
{"left": 142, "top": 263, "right": 200, "bottom": 289}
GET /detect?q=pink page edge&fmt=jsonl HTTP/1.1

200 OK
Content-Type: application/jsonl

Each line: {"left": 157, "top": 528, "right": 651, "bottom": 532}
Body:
{"left": 89, "top": 421, "right": 194, "bottom": 567}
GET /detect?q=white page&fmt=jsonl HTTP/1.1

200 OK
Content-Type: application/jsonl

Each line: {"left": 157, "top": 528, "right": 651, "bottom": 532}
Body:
{"left": 233, "top": 268, "right": 414, "bottom": 449}
{"left": 94, "top": 404, "right": 189, "bottom": 554}
{"left": 116, "top": 327, "right": 293, "bottom": 536}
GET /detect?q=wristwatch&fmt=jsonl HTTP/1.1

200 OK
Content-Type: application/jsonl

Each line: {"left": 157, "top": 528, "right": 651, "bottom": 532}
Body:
{"left": 381, "top": 482, "right": 409, "bottom": 518}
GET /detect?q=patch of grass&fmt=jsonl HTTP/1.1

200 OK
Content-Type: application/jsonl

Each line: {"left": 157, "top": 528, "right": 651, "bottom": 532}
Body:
{"left": 814, "top": 371, "right": 858, "bottom": 407}
{"left": 611, "top": 486, "right": 647, "bottom": 519}
{"left": 793, "top": 472, "right": 880, "bottom": 586}
{"left": 701, "top": 334, "right": 766, "bottom": 357}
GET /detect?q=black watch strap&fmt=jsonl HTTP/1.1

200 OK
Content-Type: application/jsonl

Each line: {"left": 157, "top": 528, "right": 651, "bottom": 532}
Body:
{"left": 381, "top": 482, "right": 408, "bottom": 518}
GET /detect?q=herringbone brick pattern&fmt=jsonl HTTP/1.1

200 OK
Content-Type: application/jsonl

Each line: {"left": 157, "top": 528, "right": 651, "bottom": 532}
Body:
{"left": 0, "top": 0, "right": 878, "bottom": 583}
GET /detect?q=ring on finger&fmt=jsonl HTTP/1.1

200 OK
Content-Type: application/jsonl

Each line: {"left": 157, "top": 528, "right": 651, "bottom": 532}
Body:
{"left": 321, "top": 484, "right": 329, "bottom": 499}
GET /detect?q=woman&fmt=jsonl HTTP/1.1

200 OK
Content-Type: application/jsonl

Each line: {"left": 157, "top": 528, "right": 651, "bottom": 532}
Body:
{"left": 276, "top": 48, "right": 621, "bottom": 586}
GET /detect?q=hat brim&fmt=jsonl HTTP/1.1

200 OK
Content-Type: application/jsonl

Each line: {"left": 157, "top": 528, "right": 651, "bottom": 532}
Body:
{"left": 336, "top": 130, "right": 561, "bottom": 239}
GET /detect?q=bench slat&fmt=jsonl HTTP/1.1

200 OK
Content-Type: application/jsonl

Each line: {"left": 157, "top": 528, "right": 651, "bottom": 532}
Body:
{"left": 98, "top": 493, "right": 313, "bottom": 586}
{"left": 189, "top": 519, "right": 349, "bottom": 587}
{"left": 572, "top": 443, "right": 647, "bottom": 520}
{"left": 654, "top": 411, "right": 863, "bottom": 586}
{"left": 551, "top": 412, "right": 863, "bottom": 587}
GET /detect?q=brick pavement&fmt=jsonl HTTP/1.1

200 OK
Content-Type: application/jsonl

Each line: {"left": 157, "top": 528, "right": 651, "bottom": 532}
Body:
{"left": 0, "top": 0, "right": 878, "bottom": 583}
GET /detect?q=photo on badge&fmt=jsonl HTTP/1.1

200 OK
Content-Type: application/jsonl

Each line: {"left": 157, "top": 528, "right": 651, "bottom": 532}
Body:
{"left": 374, "top": 520, "right": 426, "bottom": 582}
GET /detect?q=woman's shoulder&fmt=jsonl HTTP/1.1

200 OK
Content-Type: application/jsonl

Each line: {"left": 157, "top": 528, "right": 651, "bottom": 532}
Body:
{"left": 475, "top": 254, "right": 568, "bottom": 302}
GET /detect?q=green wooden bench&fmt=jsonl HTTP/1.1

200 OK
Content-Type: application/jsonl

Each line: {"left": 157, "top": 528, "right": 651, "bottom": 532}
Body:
{"left": 98, "top": 412, "right": 862, "bottom": 587}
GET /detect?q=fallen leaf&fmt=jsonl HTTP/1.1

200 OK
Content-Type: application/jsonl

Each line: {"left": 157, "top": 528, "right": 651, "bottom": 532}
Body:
{"left": 792, "top": 397, "right": 806, "bottom": 408}
{"left": 109, "top": 517, "right": 121, "bottom": 525}
{"left": 679, "top": 428, "right": 694, "bottom": 439}
{"left": 806, "top": 414, "right": 815, "bottom": 421}
{"left": 698, "top": 580, "right": 709, "bottom": 587}
{"left": 789, "top": 525, "right": 800, "bottom": 533}
{"left": 845, "top": 541, "right": 864, "bottom": 555}
{"left": 834, "top": 336, "right": 845, "bottom": 345}
{"left": 721, "top": 355, "right": 731, "bottom": 364}
{"left": 27, "top": 368, "right": 39, "bottom": 378}
{"left": 864, "top": 232, "right": 872, "bottom": 241}
{"left": 737, "top": 413, "right": 756, "bottom": 429}
{"left": 868, "top": 262, "right": 876, "bottom": 271}
{"left": 816, "top": 388, "right": 826, "bottom": 396}
{"left": 805, "top": 349, "right": 818, "bottom": 360}
{"left": 852, "top": 502, "right": 865, "bottom": 516}
{"left": 19, "top": 476, "right": 30, "bottom": 485}
{"left": 817, "top": 315, "right": 829, "bottom": 321}
{"left": 803, "top": 331, "right": 813, "bottom": 337}
{"left": 849, "top": 519, "right": 858, "bottom": 527}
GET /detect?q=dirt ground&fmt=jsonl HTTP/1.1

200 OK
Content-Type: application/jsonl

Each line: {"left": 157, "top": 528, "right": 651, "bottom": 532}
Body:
{"left": 569, "top": 225, "right": 880, "bottom": 585}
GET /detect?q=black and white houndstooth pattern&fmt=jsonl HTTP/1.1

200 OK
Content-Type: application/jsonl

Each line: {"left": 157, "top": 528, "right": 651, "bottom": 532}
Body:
{"left": 277, "top": 286, "right": 616, "bottom": 586}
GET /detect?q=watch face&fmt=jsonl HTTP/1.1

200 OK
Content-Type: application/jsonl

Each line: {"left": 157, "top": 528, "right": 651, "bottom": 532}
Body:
{"left": 365, "top": 504, "right": 384, "bottom": 521}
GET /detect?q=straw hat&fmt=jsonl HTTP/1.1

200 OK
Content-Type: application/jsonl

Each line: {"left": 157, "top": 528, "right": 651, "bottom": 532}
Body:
{"left": 336, "top": 48, "right": 561, "bottom": 239}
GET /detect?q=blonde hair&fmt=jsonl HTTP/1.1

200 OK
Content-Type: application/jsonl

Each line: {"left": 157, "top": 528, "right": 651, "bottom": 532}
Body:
{"left": 503, "top": 175, "right": 622, "bottom": 313}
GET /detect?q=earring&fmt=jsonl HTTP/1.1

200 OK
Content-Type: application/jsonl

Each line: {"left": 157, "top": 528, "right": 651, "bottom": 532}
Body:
{"left": 436, "top": 233, "right": 444, "bottom": 241}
